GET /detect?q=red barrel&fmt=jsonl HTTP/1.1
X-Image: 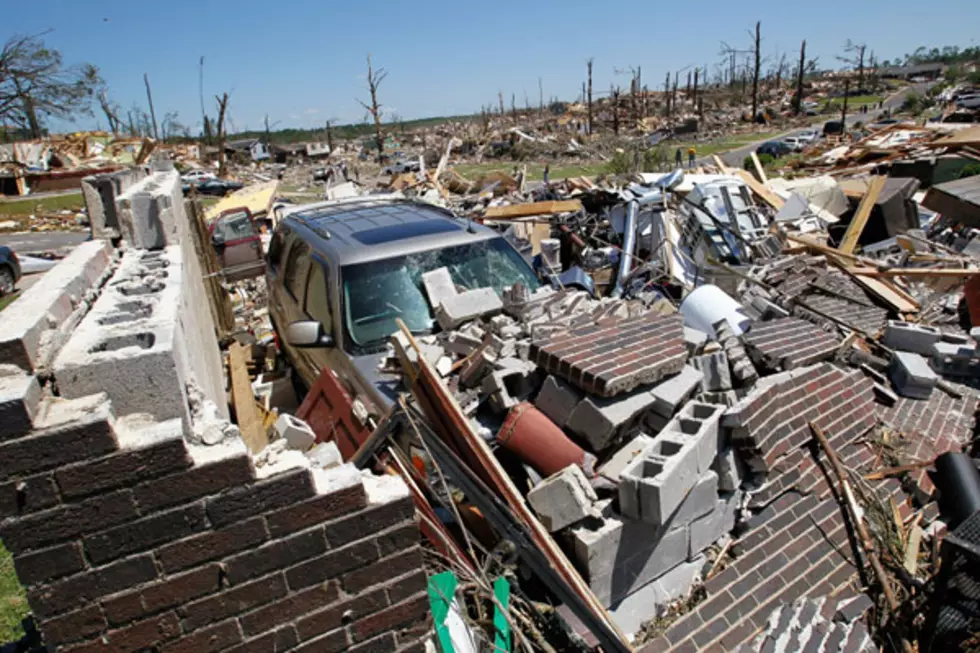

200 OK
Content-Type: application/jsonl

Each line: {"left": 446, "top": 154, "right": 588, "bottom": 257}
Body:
{"left": 497, "top": 402, "right": 593, "bottom": 477}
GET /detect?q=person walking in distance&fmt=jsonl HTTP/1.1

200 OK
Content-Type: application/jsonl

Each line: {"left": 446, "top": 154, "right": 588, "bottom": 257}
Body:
{"left": 675, "top": 147, "right": 683, "bottom": 169}
{"left": 687, "top": 146, "right": 696, "bottom": 169}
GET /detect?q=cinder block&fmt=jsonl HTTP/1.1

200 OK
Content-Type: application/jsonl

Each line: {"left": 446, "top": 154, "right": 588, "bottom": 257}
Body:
{"left": 274, "top": 414, "right": 316, "bottom": 451}
{"left": 713, "top": 447, "right": 745, "bottom": 492}
{"left": 527, "top": 465, "right": 598, "bottom": 532}
{"left": 598, "top": 434, "right": 655, "bottom": 485}
{"left": 481, "top": 367, "right": 530, "bottom": 414}
{"left": 435, "top": 288, "right": 503, "bottom": 329}
{"left": 664, "top": 402, "right": 724, "bottom": 475}
{"left": 672, "top": 470, "right": 719, "bottom": 526}
{"left": 445, "top": 332, "right": 482, "bottom": 356}
{"left": 650, "top": 366, "right": 704, "bottom": 418}
{"left": 568, "top": 503, "right": 690, "bottom": 606}
{"left": 619, "top": 435, "right": 699, "bottom": 526}
{"left": 684, "top": 327, "right": 708, "bottom": 355}
{"left": 689, "top": 491, "right": 740, "bottom": 559}
{"left": 567, "top": 386, "right": 657, "bottom": 451}
{"left": 115, "top": 170, "right": 183, "bottom": 249}
{"left": 883, "top": 320, "right": 942, "bottom": 356}
{"left": 459, "top": 350, "right": 496, "bottom": 388}
{"left": 83, "top": 168, "right": 148, "bottom": 240}
{"left": 0, "top": 374, "right": 42, "bottom": 441}
{"left": 929, "top": 341, "right": 979, "bottom": 378}
{"left": 607, "top": 555, "right": 705, "bottom": 636}
{"left": 534, "top": 376, "right": 582, "bottom": 428}
{"left": 691, "top": 351, "right": 732, "bottom": 392}
{"left": 421, "top": 267, "right": 456, "bottom": 309}
{"left": 889, "top": 351, "right": 937, "bottom": 399}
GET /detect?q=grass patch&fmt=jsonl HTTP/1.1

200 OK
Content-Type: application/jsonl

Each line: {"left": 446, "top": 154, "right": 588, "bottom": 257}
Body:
{"left": 0, "top": 291, "right": 21, "bottom": 313}
{"left": 0, "top": 541, "right": 28, "bottom": 643}
{"left": 825, "top": 95, "right": 883, "bottom": 107}
{"left": 0, "top": 192, "right": 84, "bottom": 218}
{"left": 453, "top": 161, "right": 609, "bottom": 181}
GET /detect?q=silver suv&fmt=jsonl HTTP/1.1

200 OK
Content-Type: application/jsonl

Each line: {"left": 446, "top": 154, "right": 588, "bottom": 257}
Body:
{"left": 267, "top": 196, "right": 540, "bottom": 413}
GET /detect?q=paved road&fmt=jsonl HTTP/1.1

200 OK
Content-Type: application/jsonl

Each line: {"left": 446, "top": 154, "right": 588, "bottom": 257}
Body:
{"left": 0, "top": 230, "right": 90, "bottom": 253}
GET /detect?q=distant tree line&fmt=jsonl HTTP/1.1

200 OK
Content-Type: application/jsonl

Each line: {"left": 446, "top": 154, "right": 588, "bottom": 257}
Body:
{"left": 881, "top": 45, "right": 980, "bottom": 68}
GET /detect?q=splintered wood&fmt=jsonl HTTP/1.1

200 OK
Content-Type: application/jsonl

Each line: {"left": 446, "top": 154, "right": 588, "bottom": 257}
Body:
{"left": 229, "top": 342, "right": 268, "bottom": 454}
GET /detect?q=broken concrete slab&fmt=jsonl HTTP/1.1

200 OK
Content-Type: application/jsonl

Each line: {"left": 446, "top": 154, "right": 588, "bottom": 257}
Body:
{"left": 421, "top": 267, "right": 457, "bottom": 309}
{"left": 435, "top": 288, "right": 504, "bottom": 330}
{"left": 567, "top": 386, "right": 657, "bottom": 452}
{"left": 534, "top": 375, "right": 582, "bottom": 428}
{"left": 889, "top": 351, "right": 937, "bottom": 400}
{"left": 598, "top": 433, "right": 655, "bottom": 485}
{"left": 883, "top": 320, "right": 943, "bottom": 356}
{"left": 527, "top": 465, "right": 598, "bottom": 532}
{"left": 672, "top": 470, "right": 719, "bottom": 526}
{"left": 650, "top": 366, "right": 704, "bottom": 418}
{"left": 115, "top": 170, "right": 182, "bottom": 250}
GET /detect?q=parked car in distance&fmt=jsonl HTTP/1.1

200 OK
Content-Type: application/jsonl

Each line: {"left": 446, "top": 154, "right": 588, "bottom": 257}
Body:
{"left": 781, "top": 136, "right": 806, "bottom": 151}
{"left": 186, "top": 179, "right": 245, "bottom": 196}
{"left": 756, "top": 141, "right": 794, "bottom": 158}
{"left": 382, "top": 160, "right": 421, "bottom": 176}
{"left": 209, "top": 207, "right": 266, "bottom": 281}
{"left": 181, "top": 169, "right": 217, "bottom": 184}
{"left": 0, "top": 246, "right": 22, "bottom": 295}
{"left": 266, "top": 196, "right": 540, "bottom": 412}
{"left": 796, "top": 130, "right": 819, "bottom": 143}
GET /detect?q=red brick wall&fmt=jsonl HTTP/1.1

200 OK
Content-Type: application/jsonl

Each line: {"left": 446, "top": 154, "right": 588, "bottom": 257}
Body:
{"left": 0, "top": 394, "right": 429, "bottom": 653}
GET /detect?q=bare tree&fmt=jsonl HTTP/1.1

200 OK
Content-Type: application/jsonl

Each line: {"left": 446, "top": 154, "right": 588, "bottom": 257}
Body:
{"left": 610, "top": 85, "right": 620, "bottom": 134}
{"left": 143, "top": 73, "right": 159, "bottom": 140}
{"left": 97, "top": 87, "right": 121, "bottom": 135}
{"left": 356, "top": 54, "right": 387, "bottom": 162}
{"left": 586, "top": 58, "right": 594, "bottom": 135}
{"left": 793, "top": 40, "right": 807, "bottom": 115}
{"left": 497, "top": 91, "right": 504, "bottom": 116}
{"left": 215, "top": 92, "right": 229, "bottom": 178}
{"left": 839, "top": 40, "right": 868, "bottom": 90}
{"left": 693, "top": 67, "right": 699, "bottom": 110}
{"left": 326, "top": 120, "right": 334, "bottom": 153}
{"left": 751, "top": 21, "right": 761, "bottom": 118}
{"left": 663, "top": 72, "right": 671, "bottom": 117}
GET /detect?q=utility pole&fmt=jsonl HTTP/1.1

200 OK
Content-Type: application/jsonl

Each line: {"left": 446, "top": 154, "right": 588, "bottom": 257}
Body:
{"left": 794, "top": 40, "right": 807, "bottom": 115}
{"left": 143, "top": 73, "right": 159, "bottom": 140}
{"left": 199, "top": 56, "right": 209, "bottom": 143}
{"left": 611, "top": 85, "right": 620, "bottom": 134}
{"left": 693, "top": 68, "right": 699, "bottom": 109}
{"left": 215, "top": 92, "right": 229, "bottom": 178}
{"left": 586, "top": 58, "right": 594, "bottom": 135}
{"left": 498, "top": 91, "right": 504, "bottom": 116}
{"left": 326, "top": 120, "right": 333, "bottom": 153}
{"left": 751, "top": 21, "right": 761, "bottom": 119}
{"left": 664, "top": 72, "right": 671, "bottom": 117}
{"left": 511, "top": 93, "right": 517, "bottom": 125}
{"left": 840, "top": 79, "right": 850, "bottom": 135}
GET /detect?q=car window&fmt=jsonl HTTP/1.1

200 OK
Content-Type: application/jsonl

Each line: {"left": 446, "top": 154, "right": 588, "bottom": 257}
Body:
{"left": 267, "top": 230, "right": 286, "bottom": 271}
{"left": 305, "top": 261, "right": 332, "bottom": 334}
{"left": 283, "top": 241, "right": 311, "bottom": 301}
{"left": 212, "top": 211, "right": 255, "bottom": 243}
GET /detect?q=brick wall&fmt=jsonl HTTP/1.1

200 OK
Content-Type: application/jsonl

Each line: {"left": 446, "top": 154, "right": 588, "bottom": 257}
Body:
{"left": 0, "top": 386, "right": 429, "bottom": 653}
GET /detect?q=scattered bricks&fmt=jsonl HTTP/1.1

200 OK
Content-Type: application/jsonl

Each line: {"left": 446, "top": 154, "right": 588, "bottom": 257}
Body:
{"left": 691, "top": 352, "right": 732, "bottom": 392}
{"left": 534, "top": 375, "right": 582, "bottom": 428}
{"left": 458, "top": 350, "right": 496, "bottom": 388}
{"left": 206, "top": 468, "right": 316, "bottom": 528}
{"left": 568, "top": 506, "right": 690, "bottom": 606}
{"left": 566, "top": 385, "right": 657, "bottom": 451}
{"left": 180, "top": 574, "right": 288, "bottom": 632}
{"left": 134, "top": 453, "right": 253, "bottom": 513}
{"left": 527, "top": 465, "right": 598, "bottom": 532}
{"left": 42, "top": 604, "right": 107, "bottom": 646}
{"left": 434, "top": 288, "right": 503, "bottom": 330}
{"left": 882, "top": 320, "right": 942, "bottom": 356}
{"left": 27, "top": 554, "right": 158, "bottom": 618}
{"left": 529, "top": 312, "right": 687, "bottom": 397}
{"left": 421, "top": 267, "right": 456, "bottom": 309}
{"left": 157, "top": 518, "right": 268, "bottom": 573}
{"left": 598, "top": 434, "right": 655, "bottom": 485}
{"left": 83, "top": 502, "right": 208, "bottom": 564}
{"left": 0, "top": 404, "right": 118, "bottom": 484}
{"left": 224, "top": 527, "right": 328, "bottom": 585}
{"left": 650, "top": 366, "right": 704, "bottom": 418}
{"left": 0, "top": 473, "right": 61, "bottom": 520}
{"left": 619, "top": 435, "right": 699, "bottom": 526}
{"left": 274, "top": 414, "right": 316, "bottom": 451}
{"left": 672, "top": 471, "right": 720, "bottom": 527}
{"left": 55, "top": 436, "right": 191, "bottom": 500}
{"left": 742, "top": 318, "right": 839, "bottom": 371}
{"left": 833, "top": 594, "right": 873, "bottom": 623}
{"left": 161, "top": 619, "right": 243, "bottom": 653}
{"left": 0, "top": 374, "right": 42, "bottom": 441}
{"left": 684, "top": 327, "right": 708, "bottom": 355}
{"left": 445, "top": 331, "right": 482, "bottom": 356}
{"left": 714, "top": 447, "right": 746, "bottom": 492}
{"left": 889, "top": 352, "right": 937, "bottom": 400}
{"left": 13, "top": 542, "right": 85, "bottom": 587}
{"left": 349, "top": 591, "right": 429, "bottom": 643}
{"left": 0, "top": 489, "right": 137, "bottom": 553}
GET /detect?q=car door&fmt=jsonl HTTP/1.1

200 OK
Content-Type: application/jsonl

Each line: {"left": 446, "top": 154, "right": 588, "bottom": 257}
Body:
{"left": 297, "top": 256, "right": 338, "bottom": 386}
{"left": 209, "top": 207, "right": 264, "bottom": 281}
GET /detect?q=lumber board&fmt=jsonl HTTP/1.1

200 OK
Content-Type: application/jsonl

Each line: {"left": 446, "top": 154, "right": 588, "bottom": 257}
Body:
{"left": 229, "top": 342, "right": 268, "bottom": 454}
{"left": 484, "top": 199, "right": 582, "bottom": 219}
{"left": 838, "top": 175, "right": 886, "bottom": 255}
{"left": 711, "top": 154, "right": 730, "bottom": 173}
{"left": 750, "top": 152, "right": 769, "bottom": 184}
{"left": 847, "top": 267, "right": 980, "bottom": 278}
{"left": 734, "top": 170, "right": 784, "bottom": 210}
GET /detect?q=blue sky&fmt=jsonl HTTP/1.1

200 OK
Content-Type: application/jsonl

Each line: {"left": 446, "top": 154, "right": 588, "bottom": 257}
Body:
{"left": 5, "top": 0, "right": 978, "bottom": 134}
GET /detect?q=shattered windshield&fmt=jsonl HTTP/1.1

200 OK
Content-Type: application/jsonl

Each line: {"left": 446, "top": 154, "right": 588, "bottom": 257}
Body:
{"left": 341, "top": 237, "right": 539, "bottom": 352}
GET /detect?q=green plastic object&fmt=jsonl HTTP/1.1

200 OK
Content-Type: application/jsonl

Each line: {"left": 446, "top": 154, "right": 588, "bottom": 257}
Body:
{"left": 493, "top": 576, "right": 511, "bottom": 653}
{"left": 428, "top": 571, "right": 458, "bottom": 653}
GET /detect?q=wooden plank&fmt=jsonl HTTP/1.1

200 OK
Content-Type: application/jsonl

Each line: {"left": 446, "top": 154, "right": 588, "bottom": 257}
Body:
{"left": 229, "top": 342, "right": 268, "bottom": 454}
{"left": 904, "top": 525, "right": 923, "bottom": 576}
{"left": 711, "top": 154, "right": 730, "bottom": 174}
{"left": 750, "top": 152, "right": 769, "bottom": 184}
{"left": 484, "top": 199, "right": 582, "bottom": 220}
{"left": 847, "top": 267, "right": 980, "bottom": 278}
{"left": 734, "top": 170, "right": 784, "bottom": 210}
{"left": 849, "top": 272, "right": 920, "bottom": 312}
{"left": 838, "top": 175, "right": 886, "bottom": 255}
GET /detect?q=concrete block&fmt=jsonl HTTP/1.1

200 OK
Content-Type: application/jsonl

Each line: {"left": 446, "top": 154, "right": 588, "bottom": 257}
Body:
{"left": 53, "top": 247, "right": 192, "bottom": 428}
{"left": 0, "top": 373, "right": 43, "bottom": 441}
{"left": 683, "top": 327, "right": 708, "bottom": 355}
{"left": 534, "top": 375, "right": 582, "bottom": 429}
{"left": 435, "top": 288, "right": 503, "bottom": 330}
{"left": 0, "top": 240, "right": 114, "bottom": 373}
{"left": 940, "top": 332, "right": 971, "bottom": 345}
{"left": 115, "top": 170, "right": 183, "bottom": 249}
{"left": 713, "top": 446, "right": 745, "bottom": 492}
{"left": 882, "top": 320, "right": 942, "bottom": 356}
{"left": 619, "top": 435, "right": 699, "bottom": 526}
{"left": 481, "top": 368, "right": 528, "bottom": 414}
{"left": 608, "top": 555, "right": 705, "bottom": 636}
{"left": 445, "top": 331, "right": 482, "bottom": 356}
{"left": 567, "top": 386, "right": 658, "bottom": 451}
{"left": 929, "top": 341, "right": 980, "bottom": 378}
{"left": 421, "top": 267, "right": 457, "bottom": 309}
{"left": 527, "top": 465, "right": 598, "bottom": 532}
{"left": 82, "top": 168, "right": 148, "bottom": 240}
{"left": 672, "top": 470, "right": 719, "bottom": 527}
{"left": 275, "top": 414, "right": 316, "bottom": 451}
{"left": 691, "top": 351, "right": 732, "bottom": 392}
{"left": 650, "top": 366, "right": 704, "bottom": 418}
{"left": 598, "top": 434, "right": 655, "bottom": 485}
{"left": 644, "top": 410, "right": 669, "bottom": 434}
{"left": 889, "top": 351, "right": 937, "bottom": 399}
{"left": 569, "top": 504, "right": 690, "bottom": 606}
{"left": 698, "top": 390, "right": 740, "bottom": 407}
{"left": 459, "top": 350, "right": 496, "bottom": 388}
{"left": 664, "top": 402, "right": 724, "bottom": 475}
{"left": 689, "top": 491, "right": 740, "bottom": 559}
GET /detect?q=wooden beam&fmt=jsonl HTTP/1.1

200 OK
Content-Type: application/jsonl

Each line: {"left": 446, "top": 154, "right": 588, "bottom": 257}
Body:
{"left": 711, "top": 154, "right": 730, "bottom": 174}
{"left": 483, "top": 199, "right": 582, "bottom": 220}
{"left": 734, "top": 169, "right": 784, "bottom": 210}
{"left": 838, "top": 175, "right": 886, "bottom": 255}
{"left": 229, "top": 342, "right": 268, "bottom": 454}
{"left": 847, "top": 267, "right": 980, "bottom": 278}
{"left": 750, "top": 151, "right": 769, "bottom": 184}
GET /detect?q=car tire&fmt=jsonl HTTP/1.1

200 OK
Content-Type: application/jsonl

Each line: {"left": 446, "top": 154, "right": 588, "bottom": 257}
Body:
{"left": 0, "top": 266, "right": 14, "bottom": 295}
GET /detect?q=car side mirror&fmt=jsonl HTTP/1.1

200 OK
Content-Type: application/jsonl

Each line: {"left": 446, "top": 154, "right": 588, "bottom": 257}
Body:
{"left": 286, "top": 320, "right": 334, "bottom": 348}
